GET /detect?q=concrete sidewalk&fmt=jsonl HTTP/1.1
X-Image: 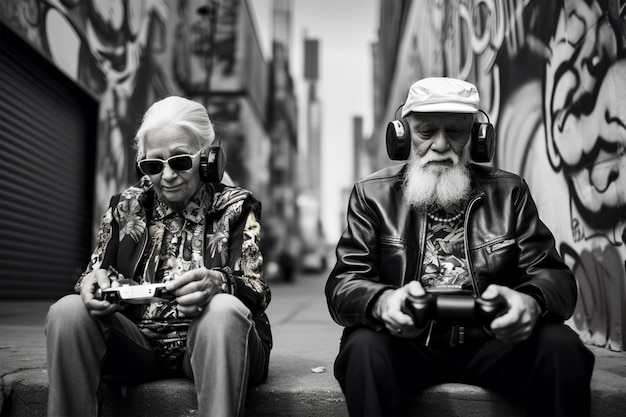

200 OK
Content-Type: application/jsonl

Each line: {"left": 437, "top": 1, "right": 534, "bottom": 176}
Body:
{"left": 1, "top": 273, "right": 625, "bottom": 416}
{"left": 0, "top": 273, "right": 346, "bottom": 416}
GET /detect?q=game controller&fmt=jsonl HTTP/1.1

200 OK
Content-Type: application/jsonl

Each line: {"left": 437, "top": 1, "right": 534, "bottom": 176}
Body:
{"left": 402, "top": 287, "right": 508, "bottom": 328}
{"left": 97, "top": 283, "right": 176, "bottom": 304}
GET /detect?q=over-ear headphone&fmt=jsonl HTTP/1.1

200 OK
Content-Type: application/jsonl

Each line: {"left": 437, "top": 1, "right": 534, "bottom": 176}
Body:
{"left": 469, "top": 110, "right": 495, "bottom": 163}
{"left": 386, "top": 118, "right": 411, "bottom": 161}
{"left": 199, "top": 146, "right": 226, "bottom": 183}
{"left": 385, "top": 108, "right": 496, "bottom": 163}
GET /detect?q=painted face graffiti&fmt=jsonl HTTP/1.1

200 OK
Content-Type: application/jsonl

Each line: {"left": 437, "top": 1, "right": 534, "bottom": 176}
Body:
{"left": 544, "top": 0, "right": 626, "bottom": 240}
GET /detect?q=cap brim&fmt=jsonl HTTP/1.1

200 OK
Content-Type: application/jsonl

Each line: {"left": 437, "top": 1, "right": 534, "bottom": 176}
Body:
{"left": 401, "top": 102, "right": 478, "bottom": 118}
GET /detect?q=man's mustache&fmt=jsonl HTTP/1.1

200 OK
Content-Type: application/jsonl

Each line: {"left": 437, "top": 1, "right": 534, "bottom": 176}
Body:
{"left": 419, "top": 151, "right": 459, "bottom": 167}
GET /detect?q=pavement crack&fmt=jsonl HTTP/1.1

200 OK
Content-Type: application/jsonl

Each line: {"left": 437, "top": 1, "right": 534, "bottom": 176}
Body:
{"left": 275, "top": 300, "right": 313, "bottom": 325}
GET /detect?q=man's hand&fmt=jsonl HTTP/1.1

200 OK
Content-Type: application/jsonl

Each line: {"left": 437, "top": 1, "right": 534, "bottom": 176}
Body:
{"left": 482, "top": 284, "right": 542, "bottom": 343}
{"left": 166, "top": 267, "right": 224, "bottom": 317}
{"left": 373, "top": 281, "right": 427, "bottom": 338}
{"left": 80, "top": 269, "right": 121, "bottom": 317}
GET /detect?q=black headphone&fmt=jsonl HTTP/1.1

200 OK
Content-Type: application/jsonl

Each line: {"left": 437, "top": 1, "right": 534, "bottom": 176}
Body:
{"left": 385, "top": 108, "right": 495, "bottom": 163}
{"left": 199, "top": 146, "right": 226, "bottom": 183}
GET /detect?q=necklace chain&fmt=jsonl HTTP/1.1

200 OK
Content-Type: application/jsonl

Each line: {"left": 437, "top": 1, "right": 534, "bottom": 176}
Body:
{"left": 427, "top": 210, "right": 465, "bottom": 223}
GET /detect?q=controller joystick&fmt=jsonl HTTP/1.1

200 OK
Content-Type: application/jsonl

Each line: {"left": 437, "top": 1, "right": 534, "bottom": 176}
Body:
{"left": 401, "top": 292, "right": 435, "bottom": 328}
{"left": 475, "top": 295, "right": 508, "bottom": 324}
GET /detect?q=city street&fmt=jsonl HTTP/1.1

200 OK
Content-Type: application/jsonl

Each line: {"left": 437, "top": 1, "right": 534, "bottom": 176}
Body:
{"left": 265, "top": 268, "right": 343, "bottom": 377}
{"left": 0, "top": 267, "right": 343, "bottom": 383}
{"left": 2, "top": 267, "right": 625, "bottom": 417}
{"left": 0, "top": 267, "right": 350, "bottom": 416}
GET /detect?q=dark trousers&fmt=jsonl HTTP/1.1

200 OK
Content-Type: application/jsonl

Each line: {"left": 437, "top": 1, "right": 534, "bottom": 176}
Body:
{"left": 334, "top": 324, "right": 595, "bottom": 417}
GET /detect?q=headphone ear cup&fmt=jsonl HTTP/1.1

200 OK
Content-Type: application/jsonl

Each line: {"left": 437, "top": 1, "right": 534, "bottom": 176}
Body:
{"left": 386, "top": 119, "right": 411, "bottom": 160}
{"left": 200, "top": 146, "right": 226, "bottom": 183}
{"left": 470, "top": 122, "right": 495, "bottom": 163}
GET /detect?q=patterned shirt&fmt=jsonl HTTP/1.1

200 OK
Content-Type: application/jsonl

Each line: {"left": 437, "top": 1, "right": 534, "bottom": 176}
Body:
{"left": 75, "top": 178, "right": 268, "bottom": 370}
{"left": 134, "top": 186, "right": 211, "bottom": 368}
{"left": 420, "top": 210, "right": 471, "bottom": 291}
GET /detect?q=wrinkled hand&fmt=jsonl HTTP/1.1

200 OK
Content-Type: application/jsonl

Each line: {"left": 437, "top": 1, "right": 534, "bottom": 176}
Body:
{"left": 166, "top": 267, "right": 223, "bottom": 317}
{"left": 482, "top": 284, "right": 541, "bottom": 343}
{"left": 80, "top": 269, "right": 122, "bottom": 317}
{"left": 373, "top": 281, "right": 427, "bottom": 338}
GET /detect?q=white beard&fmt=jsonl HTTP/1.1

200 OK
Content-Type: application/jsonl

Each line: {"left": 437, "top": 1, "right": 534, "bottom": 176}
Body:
{"left": 402, "top": 148, "right": 471, "bottom": 210}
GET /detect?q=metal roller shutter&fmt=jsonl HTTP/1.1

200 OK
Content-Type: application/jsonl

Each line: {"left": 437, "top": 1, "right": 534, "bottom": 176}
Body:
{"left": 0, "top": 24, "right": 97, "bottom": 299}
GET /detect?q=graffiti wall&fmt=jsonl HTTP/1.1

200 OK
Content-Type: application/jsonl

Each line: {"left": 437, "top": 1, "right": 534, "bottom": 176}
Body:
{"left": 392, "top": 0, "right": 625, "bottom": 349}
{"left": 0, "top": 0, "right": 269, "bottom": 227}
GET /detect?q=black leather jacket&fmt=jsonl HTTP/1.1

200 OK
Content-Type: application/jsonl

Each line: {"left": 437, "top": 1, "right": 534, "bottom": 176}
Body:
{"left": 325, "top": 163, "right": 577, "bottom": 330}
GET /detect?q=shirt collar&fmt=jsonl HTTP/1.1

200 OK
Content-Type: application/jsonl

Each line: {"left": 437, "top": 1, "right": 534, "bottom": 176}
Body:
{"left": 152, "top": 186, "right": 212, "bottom": 224}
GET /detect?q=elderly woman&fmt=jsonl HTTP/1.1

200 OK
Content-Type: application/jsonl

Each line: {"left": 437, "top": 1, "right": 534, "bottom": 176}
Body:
{"left": 46, "top": 96, "right": 272, "bottom": 417}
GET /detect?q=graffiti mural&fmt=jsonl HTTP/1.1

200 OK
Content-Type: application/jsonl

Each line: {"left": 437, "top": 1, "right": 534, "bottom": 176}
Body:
{"left": 1, "top": 0, "right": 172, "bottom": 223}
{"left": 543, "top": 0, "right": 625, "bottom": 349}
{"left": 397, "top": 0, "right": 625, "bottom": 349}
{"left": 1, "top": 0, "right": 295, "bottom": 298}
{"left": 0, "top": 0, "right": 260, "bottom": 226}
{"left": 173, "top": 0, "right": 240, "bottom": 96}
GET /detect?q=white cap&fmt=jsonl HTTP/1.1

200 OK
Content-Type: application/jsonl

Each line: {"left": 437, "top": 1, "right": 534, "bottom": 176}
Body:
{"left": 401, "top": 77, "right": 480, "bottom": 118}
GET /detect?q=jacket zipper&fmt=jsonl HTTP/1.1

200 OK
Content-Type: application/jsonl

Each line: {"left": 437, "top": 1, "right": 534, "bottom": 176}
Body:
{"left": 463, "top": 193, "right": 483, "bottom": 296}
{"left": 487, "top": 238, "right": 516, "bottom": 253}
{"left": 410, "top": 211, "right": 428, "bottom": 285}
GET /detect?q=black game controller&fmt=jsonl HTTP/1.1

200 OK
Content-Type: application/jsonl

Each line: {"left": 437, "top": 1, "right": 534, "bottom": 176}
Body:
{"left": 402, "top": 288, "right": 508, "bottom": 328}
{"left": 97, "top": 283, "right": 176, "bottom": 304}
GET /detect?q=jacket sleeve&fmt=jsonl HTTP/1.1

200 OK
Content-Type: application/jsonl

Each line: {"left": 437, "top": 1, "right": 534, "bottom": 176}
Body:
{"left": 74, "top": 195, "right": 122, "bottom": 293}
{"left": 325, "top": 185, "right": 397, "bottom": 329}
{"left": 220, "top": 195, "right": 271, "bottom": 317}
{"left": 512, "top": 180, "right": 577, "bottom": 322}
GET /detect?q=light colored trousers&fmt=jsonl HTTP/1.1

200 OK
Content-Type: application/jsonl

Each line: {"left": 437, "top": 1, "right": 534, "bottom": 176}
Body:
{"left": 46, "top": 293, "right": 268, "bottom": 417}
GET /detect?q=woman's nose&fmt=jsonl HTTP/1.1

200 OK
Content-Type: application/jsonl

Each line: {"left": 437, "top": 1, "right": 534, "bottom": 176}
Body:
{"left": 161, "top": 163, "right": 177, "bottom": 179}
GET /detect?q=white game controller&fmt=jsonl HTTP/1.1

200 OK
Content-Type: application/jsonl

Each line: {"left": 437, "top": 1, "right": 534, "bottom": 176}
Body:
{"left": 97, "top": 283, "right": 175, "bottom": 304}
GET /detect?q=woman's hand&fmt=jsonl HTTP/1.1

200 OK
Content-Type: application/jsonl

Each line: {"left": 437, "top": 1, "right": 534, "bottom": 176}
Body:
{"left": 166, "top": 267, "right": 224, "bottom": 317}
{"left": 80, "top": 269, "right": 122, "bottom": 317}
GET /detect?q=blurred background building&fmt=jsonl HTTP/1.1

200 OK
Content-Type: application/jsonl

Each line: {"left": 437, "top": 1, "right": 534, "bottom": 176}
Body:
{"left": 0, "top": 0, "right": 624, "bottom": 351}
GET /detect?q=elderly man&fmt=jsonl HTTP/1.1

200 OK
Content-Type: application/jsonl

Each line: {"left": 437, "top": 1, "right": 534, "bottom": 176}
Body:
{"left": 325, "top": 77, "right": 594, "bottom": 417}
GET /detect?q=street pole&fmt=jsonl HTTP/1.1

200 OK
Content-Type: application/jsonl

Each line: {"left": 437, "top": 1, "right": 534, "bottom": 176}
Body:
{"left": 197, "top": 0, "right": 221, "bottom": 109}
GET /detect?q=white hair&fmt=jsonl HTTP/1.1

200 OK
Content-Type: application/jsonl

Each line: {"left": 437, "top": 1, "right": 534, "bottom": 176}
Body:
{"left": 134, "top": 96, "right": 215, "bottom": 162}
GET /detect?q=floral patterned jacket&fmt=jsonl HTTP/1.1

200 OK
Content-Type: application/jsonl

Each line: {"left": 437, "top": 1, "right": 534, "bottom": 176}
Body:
{"left": 75, "top": 177, "right": 272, "bottom": 354}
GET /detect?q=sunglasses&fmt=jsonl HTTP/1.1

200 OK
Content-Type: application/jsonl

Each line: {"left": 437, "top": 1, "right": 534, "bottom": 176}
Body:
{"left": 138, "top": 150, "right": 202, "bottom": 175}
